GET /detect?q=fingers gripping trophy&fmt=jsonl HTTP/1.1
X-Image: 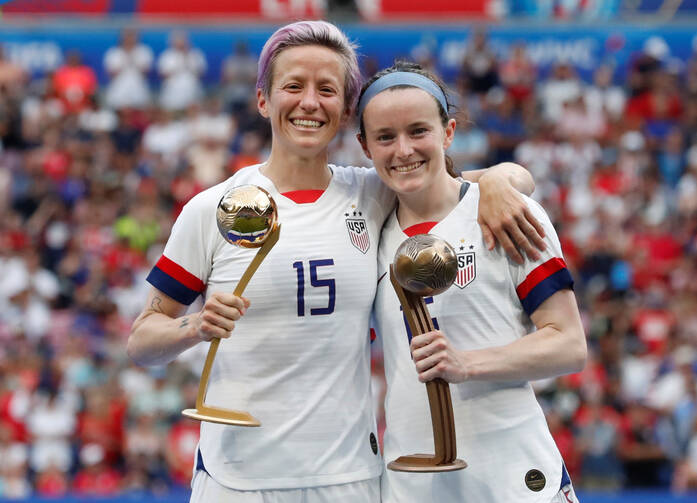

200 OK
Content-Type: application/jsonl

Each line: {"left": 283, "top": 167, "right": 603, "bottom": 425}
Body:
{"left": 389, "top": 234, "right": 466, "bottom": 472}
{"left": 182, "top": 185, "right": 280, "bottom": 427}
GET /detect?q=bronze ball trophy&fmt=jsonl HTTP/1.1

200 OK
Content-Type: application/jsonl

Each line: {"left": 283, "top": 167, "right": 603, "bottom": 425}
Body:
{"left": 388, "top": 234, "right": 467, "bottom": 472}
{"left": 182, "top": 185, "right": 280, "bottom": 427}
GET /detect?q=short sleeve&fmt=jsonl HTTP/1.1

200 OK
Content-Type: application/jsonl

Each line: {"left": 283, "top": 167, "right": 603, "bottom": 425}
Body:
{"left": 361, "top": 167, "right": 396, "bottom": 227}
{"left": 509, "top": 196, "right": 574, "bottom": 317}
{"left": 146, "top": 192, "right": 215, "bottom": 305}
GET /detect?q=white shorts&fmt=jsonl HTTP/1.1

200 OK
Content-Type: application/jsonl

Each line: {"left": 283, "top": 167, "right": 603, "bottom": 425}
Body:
{"left": 549, "top": 483, "right": 580, "bottom": 503}
{"left": 190, "top": 470, "right": 380, "bottom": 503}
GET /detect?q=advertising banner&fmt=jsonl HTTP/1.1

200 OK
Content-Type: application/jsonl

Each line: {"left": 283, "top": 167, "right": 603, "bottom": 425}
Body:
{"left": 137, "top": 0, "right": 324, "bottom": 19}
{"left": 358, "top": 0, "right": 490, "bottom": 20}
{"left": 0, "top": 24, "right": 694, "bottom": 86}
{"left": 0, "top": 0, "right": 325, "bottom": 18}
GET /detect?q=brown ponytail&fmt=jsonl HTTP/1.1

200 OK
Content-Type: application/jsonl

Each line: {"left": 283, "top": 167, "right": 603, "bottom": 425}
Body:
{"left": 445, "top": 156, "right": 458, "bottom": 178}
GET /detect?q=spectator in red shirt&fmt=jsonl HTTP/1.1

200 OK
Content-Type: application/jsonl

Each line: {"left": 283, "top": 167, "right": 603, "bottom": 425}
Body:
{"left": 164, "top": 416, "right": 199, "bottom": 486}
{"left": 631, "top": 219, "right": 683, "bottom": 284}
{"left": 52, "top": 50, "right": 97, "bottom": 115}
{"left": 170, "top": 165, "right": 203, "bottom": 218}
{"left": 591, "top": 156, "right": 630, "bottom": 196}
{"left": 627, "top": 36, "right": 668, "bottom": 98}
{"left": 626, "top": 70, "right": 683, "bottom": 128}
{"left": 499, "top": 41, "right": 537, "bottom": 107}
{"left": 35, "top": 465, "right": 69, "bottom": 497}
{"left": 548, "top": 409, "right": 582, "bottom": 480}
{"left": 72, "top": 443, "right": 122, "bottom": 496}
{"left": 76, "top": 387, "right": 125, "bottom": 465}
{"left": 631, "top": 286, "right": 676, "bottom": 356}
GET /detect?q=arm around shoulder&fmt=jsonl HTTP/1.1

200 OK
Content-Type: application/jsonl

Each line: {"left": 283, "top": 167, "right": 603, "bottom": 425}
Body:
{"left": 464, "top": 162, "right": 546, "bottom": 264}
{"left": 461, "top": 161, "right": 535, "bottom": 196}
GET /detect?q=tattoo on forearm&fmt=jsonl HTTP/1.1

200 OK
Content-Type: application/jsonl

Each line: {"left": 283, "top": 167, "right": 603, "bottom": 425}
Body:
{"left": 179, "top": 317, "right": 190, "bottom": 329}
{"left": 150, "top": 296, "right": 164, "bottom": 313}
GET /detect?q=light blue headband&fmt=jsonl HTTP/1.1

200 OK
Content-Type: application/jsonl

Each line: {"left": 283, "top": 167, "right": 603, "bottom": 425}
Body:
{"left": 357, "top": 71, "right": 449, "bottom": 120}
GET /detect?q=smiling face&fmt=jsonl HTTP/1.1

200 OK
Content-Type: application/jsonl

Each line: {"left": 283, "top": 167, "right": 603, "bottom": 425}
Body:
{"left": 359, "top": 87, "right": 455, "bottom": 196}
{"left": 257, "top": 45, "right": 349, "bottom": 159}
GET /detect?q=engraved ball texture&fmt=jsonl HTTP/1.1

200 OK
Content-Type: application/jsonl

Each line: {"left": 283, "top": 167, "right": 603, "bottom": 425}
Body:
{"left": 393, "top": 234, "right": 458, "bottom": 296}
{"left": 216, "top": 185, "right": 278, "bottom": 248}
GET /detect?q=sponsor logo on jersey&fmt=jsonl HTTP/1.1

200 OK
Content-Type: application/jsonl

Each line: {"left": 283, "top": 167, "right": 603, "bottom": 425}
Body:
{"left": 455, "top": 251, "right": 476, "bottom": 288}
{"left": 524, "top": 469, "right": 546, "bottom": 492}
{"left": 345, "top": 209, "right": 370, "bottom": 253}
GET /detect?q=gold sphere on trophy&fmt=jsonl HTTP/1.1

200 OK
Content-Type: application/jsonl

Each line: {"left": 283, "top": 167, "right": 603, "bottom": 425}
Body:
{"left": 183, "top": 184, "right": 281, "bottom": 427}
{"left": 216, "top": 185, "right": 278, "bottom": 248}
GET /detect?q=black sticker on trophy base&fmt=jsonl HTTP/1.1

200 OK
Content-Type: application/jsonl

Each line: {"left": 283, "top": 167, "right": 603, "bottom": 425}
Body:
{"left": 370, "top": 433, "right": 378, "bottom": 455}
{"left": 525, "top": 469, "right": 546, "bottom": 491}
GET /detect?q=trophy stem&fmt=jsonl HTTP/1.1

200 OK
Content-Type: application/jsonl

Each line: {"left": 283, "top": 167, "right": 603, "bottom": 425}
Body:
{"left": 387, "top": 265, "right": 466, "bottom": 472}
{"left": 231, "top": 224, "right": 281, "bottom": 298}
{"left": 182, "top": 224, "right": 281, "bottom": 427}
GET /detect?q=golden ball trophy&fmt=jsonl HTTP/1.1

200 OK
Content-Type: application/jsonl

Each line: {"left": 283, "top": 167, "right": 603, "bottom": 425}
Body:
{"left": 388, "top": 234, "right": 467, "bottom": 472}
{"left": 182, "top": 185, "right": 280, "bottom": 427}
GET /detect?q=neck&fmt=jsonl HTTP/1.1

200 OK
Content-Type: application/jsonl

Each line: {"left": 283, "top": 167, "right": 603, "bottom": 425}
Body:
{"left": 261, "top": 147, "right": 332, "bottom": 192}
{"left": 396, "top": 174, "right": 462, "bottom": 229}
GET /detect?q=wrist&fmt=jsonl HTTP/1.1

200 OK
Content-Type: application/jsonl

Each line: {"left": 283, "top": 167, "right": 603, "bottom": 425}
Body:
{"left": 481, "top": 162, "right": 534, "bottom": 196}
{"left": 455, "top": 350, "right": 472, "bottom": 383}
{"left": 180, "top": 314, "right": 203, "bottom": 344}
{"left": 458, "top": 348, "right": 494, "bottom": 381}
{"left": 479, "top": 165, "right": 509, "bottom": 188}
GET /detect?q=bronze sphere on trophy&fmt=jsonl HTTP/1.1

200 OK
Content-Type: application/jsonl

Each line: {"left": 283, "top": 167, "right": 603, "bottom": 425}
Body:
{"left": 389, "top": 233, "right": 466, "bottom": 472}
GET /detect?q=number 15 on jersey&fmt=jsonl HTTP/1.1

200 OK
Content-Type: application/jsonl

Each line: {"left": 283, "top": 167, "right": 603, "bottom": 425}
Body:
{"left": 292, "top": 259, "right": 335, "bottom": 316}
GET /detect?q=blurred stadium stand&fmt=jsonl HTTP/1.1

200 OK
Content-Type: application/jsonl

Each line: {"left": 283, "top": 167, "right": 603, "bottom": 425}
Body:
{"left": 1, "top": 1, "right": 697, "bottom": 502}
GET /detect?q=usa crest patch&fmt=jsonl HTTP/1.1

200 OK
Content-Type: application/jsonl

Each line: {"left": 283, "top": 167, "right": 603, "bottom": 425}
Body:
{"left": 345, "top": 213, "right": 369, "bottom": 254}
{"left": 346, "top": 218, "right": 369, "bottom": 253}
{"left": 455, "top": 252, "right": 476, "bottom": 288}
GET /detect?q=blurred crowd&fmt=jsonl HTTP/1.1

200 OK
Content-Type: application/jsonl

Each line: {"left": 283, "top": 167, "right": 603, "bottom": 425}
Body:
{"left": 0, "top": 26, "right": 696, "bottom": 498}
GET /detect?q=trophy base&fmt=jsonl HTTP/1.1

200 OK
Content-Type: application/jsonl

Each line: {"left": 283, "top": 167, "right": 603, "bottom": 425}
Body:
{"left": 388, "top": 454, "right": 467, "bottom": 473}
{"left": 182, "top": 408, "right": 261, "bottom": 427}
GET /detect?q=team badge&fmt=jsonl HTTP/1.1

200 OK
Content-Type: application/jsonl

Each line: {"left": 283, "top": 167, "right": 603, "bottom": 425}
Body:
{"left": 345, "top": 207, "right": 370, "bottom": 254}
{"left": 524, "top": 469, "right": 546, "bottom": 491}
{"left": 455, "top": 251, "right": 476, "bottom": 289}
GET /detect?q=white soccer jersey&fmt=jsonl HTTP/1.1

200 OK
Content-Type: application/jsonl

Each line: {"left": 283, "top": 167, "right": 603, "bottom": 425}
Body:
{"left": 147, "top": 164, "right": 393, "bottom": 490}
{"left": 374, "top": 182, "right": 575, "bottom": 503}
